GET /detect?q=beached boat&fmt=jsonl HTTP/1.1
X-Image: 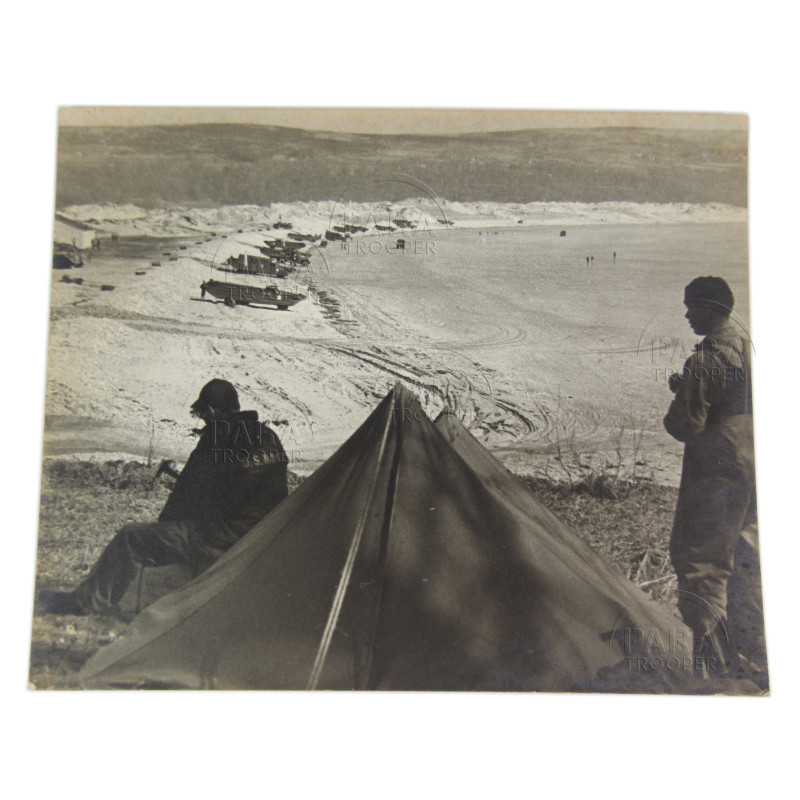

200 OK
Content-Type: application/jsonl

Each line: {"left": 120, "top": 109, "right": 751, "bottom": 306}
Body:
{"left": 200, "top": 279, "right": 305, "bottom": 310}
{"left": 225, "top": 253, "right": 278, "bottom": 276}
{"left": 259, "top": 246, "right": 310, "bottom": 268}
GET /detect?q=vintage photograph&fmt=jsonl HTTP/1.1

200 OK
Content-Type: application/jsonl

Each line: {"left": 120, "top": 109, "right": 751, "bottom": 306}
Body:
{"left": 29, "top": 107, "right": 766, "bottom": 693}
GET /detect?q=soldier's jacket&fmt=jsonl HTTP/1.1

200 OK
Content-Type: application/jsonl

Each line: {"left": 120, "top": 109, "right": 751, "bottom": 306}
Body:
{"left": 665, "top": 318, "right": 757, "bottom": 631}
{"left": 664, "top": 318, "right": 754, "bottom": 482}
{"left": 159, "top": 410, "right": 288, "bottom": 548}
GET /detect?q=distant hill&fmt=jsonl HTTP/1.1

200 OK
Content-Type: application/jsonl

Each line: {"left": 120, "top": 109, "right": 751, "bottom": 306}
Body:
{"left": 55, "top": 124, "right": 747, "bottom": 208}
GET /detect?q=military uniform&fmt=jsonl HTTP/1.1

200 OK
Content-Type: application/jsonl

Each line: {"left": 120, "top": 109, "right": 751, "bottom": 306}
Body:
{"left": 664, "top": 318, "right": 765, "bottom": 677}
{"left": 72, "top": 410, "right": 288, "bottom": 613}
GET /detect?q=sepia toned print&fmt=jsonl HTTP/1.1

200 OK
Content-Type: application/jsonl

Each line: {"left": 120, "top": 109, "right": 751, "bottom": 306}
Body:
{"left": 31, "top": 108, "right": 766, "bottom": 693}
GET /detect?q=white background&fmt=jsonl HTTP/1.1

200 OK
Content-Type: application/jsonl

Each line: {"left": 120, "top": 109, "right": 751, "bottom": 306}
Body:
{"left": 2, "top": 2, "right": 796, "bottom": 797}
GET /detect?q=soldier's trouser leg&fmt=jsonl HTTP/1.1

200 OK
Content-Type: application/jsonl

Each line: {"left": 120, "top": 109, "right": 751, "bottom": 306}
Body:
{"left": 726, "top": 495, "right": 767, "bottom": 674}
{"left": 72, "top": 521, "right": 202, "bottom": 613}
{"left": 670, "top": 475, "right": 753, "bottom": 677}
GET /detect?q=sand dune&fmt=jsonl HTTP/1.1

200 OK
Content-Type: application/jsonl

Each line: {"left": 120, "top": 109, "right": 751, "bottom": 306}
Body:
{"left": 60, "top": 199, "right": 746, "bottom": 239}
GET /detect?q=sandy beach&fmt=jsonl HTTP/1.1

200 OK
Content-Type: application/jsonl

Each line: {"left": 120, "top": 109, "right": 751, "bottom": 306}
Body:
{"left": 44, "top": 201, "right": 749, "bottom": 485}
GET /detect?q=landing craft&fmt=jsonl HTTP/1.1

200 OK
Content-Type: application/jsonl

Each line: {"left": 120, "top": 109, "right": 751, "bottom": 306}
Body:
{"left": 260, "top": 246, "right": 310, "bottom": 267}
{"left": 263, "top": 238, "right": 305, "bottom": 250}
{"left": 224, "top": 253, "right": 280, "bottom": 277}
{"left": 200, "top": 252, "right": 305, "bottom": 310}
{"left": 335, "top": 223, "right": 369, "bottom": 234}
{"left": 200, "top": 280, "right": 305, "bottom": 310}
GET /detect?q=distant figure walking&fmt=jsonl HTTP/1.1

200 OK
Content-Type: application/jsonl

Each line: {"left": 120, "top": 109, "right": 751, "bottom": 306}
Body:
{"left": 613, "top": 251, "right": 616, "bottom": 261}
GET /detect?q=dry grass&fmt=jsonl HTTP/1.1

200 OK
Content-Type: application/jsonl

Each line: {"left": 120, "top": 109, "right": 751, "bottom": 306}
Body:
{"left": 31, "top": 461, "right": 170, "bottom": 689}
{"left": 520, "top": 476, "right": 678, "bottom": 607}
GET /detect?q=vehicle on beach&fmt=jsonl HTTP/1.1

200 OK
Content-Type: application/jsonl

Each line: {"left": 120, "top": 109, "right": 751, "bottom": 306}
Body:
{"left": 200, "top": 279, "right": 305, "bottom": 310}
{"left": 53, "top": 253, "right": 84, "bottom": 270}
{"left": 286, "top": 232, "right": 317, "bottom": 242}
{"left": 259, "top": 247, "right": 310, "bottom": 269}
{"left": 224, "top": 253, "right": 280, "bottom": 276}
{"left": 259, "top": 239, "right": 311, "bottom": 267}
{"left": 333, "top": 223, "right": 369, "bottom": 234}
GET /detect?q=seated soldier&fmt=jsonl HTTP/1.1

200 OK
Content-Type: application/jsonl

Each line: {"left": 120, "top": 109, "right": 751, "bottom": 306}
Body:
{"left": 39, "top": 379, "right": 288, "bottom": 616}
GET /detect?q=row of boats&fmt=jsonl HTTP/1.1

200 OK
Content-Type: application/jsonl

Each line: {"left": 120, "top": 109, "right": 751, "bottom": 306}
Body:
{"left": 200, "top": 220, "right": 432, "bottom": 310}
{"left": 202, "top": 231, "right": 312, "bottom": 310}
{"left": 54, "top": 216, "right": 442, "bottom": 312}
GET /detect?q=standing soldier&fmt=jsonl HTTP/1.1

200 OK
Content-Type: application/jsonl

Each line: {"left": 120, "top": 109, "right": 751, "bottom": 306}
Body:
{"left": 664, "top": 276, "right": 766, "bottom": 687}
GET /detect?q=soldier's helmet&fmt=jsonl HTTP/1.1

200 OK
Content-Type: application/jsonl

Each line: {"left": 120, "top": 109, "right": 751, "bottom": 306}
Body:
{"left": 191, "top": 379, "right": 240, "bottom": 416}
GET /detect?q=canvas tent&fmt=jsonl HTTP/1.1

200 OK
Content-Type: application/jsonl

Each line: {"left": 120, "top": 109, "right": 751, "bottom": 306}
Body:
{"left": 81, "top": 384, "right": 694, "bottom": 691}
